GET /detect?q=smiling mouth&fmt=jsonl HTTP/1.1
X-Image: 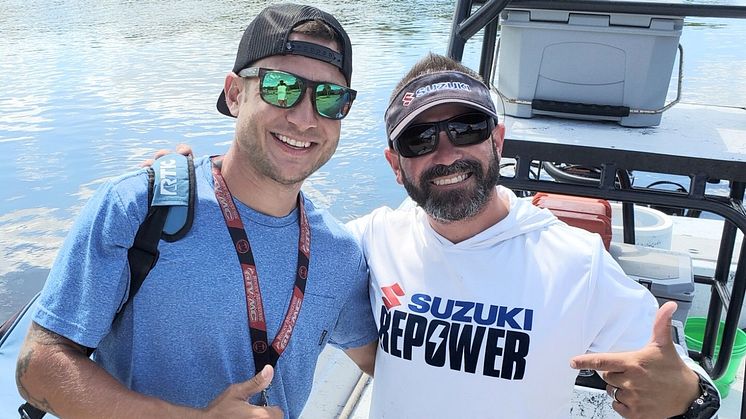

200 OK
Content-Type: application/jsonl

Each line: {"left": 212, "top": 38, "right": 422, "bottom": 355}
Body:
{"left": 275, "top": 133, "right": 312, "bottom": 149}
{"left": 431, "top": 172, "right": 472, "bottom": 186}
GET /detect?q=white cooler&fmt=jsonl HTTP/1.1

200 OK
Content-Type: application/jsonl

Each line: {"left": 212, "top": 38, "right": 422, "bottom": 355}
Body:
{"left": 496, "top": 8, "right": 683, "bottom": 127}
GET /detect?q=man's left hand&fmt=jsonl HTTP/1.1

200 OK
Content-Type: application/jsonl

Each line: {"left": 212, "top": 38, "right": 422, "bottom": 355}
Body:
{"left": 570, "top": 302, "right": 701, "bottom": 419}
{"left": 141, "top": 144, "right": 193, "bottom": 167}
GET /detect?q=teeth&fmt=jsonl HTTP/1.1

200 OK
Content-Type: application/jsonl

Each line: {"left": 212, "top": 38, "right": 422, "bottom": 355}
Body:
{"left": 277, "top": 134, "right": 311, "bottom": 148}
{"left": 433, "top": 174, "right": 468, "bottom": 186}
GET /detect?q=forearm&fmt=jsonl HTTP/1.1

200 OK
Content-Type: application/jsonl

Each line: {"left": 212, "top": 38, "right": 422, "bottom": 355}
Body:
{"left": 16, "top": 322, "right": 200, "bottom": 419}
{"left": 344, "top": 340, "right": 377, "bottom": 377}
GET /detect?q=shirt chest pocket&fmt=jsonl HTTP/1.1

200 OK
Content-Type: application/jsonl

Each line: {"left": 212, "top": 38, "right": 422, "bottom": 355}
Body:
{"left": 288, "top": 293, "right": 341, "bottom": 355}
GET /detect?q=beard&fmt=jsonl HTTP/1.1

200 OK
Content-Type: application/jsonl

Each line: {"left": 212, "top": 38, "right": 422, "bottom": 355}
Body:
{"left": 401, "top": 152, "right": 501, "bottom": 223}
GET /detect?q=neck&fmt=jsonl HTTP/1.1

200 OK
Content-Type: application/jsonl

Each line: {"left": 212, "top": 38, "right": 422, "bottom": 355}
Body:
{"left": 218, "top": 146, "right": 301, "bottom": 217}
{"left": 427, "top": 189, "right": 509, "bottom": 244}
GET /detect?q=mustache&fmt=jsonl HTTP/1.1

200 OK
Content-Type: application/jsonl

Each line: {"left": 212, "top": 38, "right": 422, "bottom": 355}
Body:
{"left": 421, "top": 159, "right": 483, "bottom": 183}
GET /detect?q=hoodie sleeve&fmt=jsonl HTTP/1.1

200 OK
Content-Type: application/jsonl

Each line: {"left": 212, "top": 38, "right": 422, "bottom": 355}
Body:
{"left": 582, "top": 239, "right": 659, "bottom": 353}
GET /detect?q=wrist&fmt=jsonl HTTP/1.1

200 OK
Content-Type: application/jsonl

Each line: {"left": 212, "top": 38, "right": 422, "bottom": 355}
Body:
{"left": 680, "top": 369, "right": 702, "bottom": 411}
{"left": 164, "top": 401, "right": 204, "bottom": 419}
{"left": 677, "top": 372, "right": 720, "bottom": 419}
{"left": 131, "top": 397, "right": 201, "bottom": 419}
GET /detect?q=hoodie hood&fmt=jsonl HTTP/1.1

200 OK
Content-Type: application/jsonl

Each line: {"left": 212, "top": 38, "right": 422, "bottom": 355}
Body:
{"left": 423, "top": 185, "right": 562, "bottom": 250}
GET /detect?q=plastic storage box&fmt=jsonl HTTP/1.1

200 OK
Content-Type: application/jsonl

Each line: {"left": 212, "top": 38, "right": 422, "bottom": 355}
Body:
{"left": 496, "top": 8, "right": 683, "bottom": 127}
{"left": 609, "top": 243, "right": 694, "bottom": 324}
{"left": 531, "top": 193, "right": 612, "bottom": 249}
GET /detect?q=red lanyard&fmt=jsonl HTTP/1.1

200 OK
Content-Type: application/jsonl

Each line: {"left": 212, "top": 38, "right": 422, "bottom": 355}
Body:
{"left": 211, "top": 158, "right": 311, "bottom": 374}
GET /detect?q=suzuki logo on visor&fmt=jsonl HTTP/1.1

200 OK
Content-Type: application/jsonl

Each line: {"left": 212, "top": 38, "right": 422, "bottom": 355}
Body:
{"left": 415, "top": 81, "right": 471, "bottom": 97}
{"left": 402, "top": 92, "right": 415, "bottom": 107}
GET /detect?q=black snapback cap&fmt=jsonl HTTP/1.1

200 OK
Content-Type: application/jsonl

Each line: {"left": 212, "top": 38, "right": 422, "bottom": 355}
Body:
{"left": 217, "top": 3, "right": 353, "bottom": 117}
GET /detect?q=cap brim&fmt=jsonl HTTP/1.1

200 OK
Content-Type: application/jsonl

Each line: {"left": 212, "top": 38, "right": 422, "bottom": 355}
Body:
{"left": 216, "top": 91, "right": 234, "bottom": 117}
{"left": 389, "top": 98, "right": 499, "bottom": 141}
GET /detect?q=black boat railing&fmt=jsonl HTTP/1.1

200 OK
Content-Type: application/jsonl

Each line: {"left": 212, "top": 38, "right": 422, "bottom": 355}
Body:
{"left": 500, "top": 139, "right": 746, "bottom": 381}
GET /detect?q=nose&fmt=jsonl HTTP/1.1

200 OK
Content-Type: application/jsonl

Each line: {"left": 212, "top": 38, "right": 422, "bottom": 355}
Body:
{"left": 430, "top": 129, "right": 462, "bottom": 166}
{"left": 286, "top": 88, "right": 318, "bottom": 131}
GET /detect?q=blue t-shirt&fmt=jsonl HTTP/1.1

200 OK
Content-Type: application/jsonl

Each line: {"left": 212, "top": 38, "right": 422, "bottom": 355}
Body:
{"left": 33, "top": 156, "right": 377, "bottom": 418}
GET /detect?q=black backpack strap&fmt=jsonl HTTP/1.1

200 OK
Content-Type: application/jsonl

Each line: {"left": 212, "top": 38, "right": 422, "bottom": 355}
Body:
{"left": 127, "top": 183, "right": 170, "bottom": 301}
{"left": 16, "top": 155, "right": 195, "bottom": 419}
{"left": 124, "top": 153, "right": 194, "bottom": 310}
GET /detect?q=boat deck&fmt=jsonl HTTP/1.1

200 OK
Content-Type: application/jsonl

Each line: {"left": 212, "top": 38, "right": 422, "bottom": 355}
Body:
{"left": 504, "top": 103, "right": 746, "bottom": 168}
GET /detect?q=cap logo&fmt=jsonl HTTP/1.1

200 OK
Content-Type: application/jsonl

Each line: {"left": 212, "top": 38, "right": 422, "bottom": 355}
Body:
{"left": 400, "top": 82, "right": 471, "bottom": 107}
{"left": 415, "top": 81, "right": 471, "bottom": 98}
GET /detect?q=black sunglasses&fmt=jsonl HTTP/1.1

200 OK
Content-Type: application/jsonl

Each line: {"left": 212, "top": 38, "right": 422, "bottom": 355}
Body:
{"left": 238, "top": 67, "right": 356, "bottom": 120}
{"left": 392, "top": 112, "right": 496, "bottom": 158}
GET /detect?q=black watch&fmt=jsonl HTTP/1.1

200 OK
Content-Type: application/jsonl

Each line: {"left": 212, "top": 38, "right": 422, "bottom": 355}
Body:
{"left": 673, "top": 372, "right": 720, "bottom": 419}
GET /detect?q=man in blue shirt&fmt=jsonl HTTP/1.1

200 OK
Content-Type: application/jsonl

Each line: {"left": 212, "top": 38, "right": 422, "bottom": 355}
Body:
{"left": 15, "top": 4, "right": 377, "bottom": 418}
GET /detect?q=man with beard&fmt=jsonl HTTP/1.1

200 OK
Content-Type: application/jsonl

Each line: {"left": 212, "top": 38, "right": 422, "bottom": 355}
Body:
{"left": 345, "top": 53, "right": 719, "bottom": 419}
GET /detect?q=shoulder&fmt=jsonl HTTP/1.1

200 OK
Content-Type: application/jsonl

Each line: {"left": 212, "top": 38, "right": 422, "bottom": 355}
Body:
{"left": 346, "top": 204, "right": 419, "bottom": 241}
{"left": 541, "top": 224, "right": 653, "bottom": 309}
{"left": 301, "top": 199, "right": 370, "bottom": 294}
{"left": 191, "top": 155, "right": 216, "bottom": 197}
{"left": 545, "top": 221, "right": 604, "bottom": 249}
{"left": 73, "top": 168, "right": 152, "bottom": 236}
{"left": 192, "top": 154, "right": 213, "bottom": 172}
{"left": 302, "top": 196, "right": 365, "bottom": 256}
{"left": 29, "top": 168, "right": 153, "bottom": 255}
{"left": 101, "top": 167, "right": 152, "bottom": 205}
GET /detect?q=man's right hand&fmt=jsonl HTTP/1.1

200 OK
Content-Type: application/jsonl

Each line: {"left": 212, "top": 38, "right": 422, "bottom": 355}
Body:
{"left": 570, "top": 302, "right": 703, "bottom": 419}
{"left": 200, "top": 365, "right": 283, "bottom": 419}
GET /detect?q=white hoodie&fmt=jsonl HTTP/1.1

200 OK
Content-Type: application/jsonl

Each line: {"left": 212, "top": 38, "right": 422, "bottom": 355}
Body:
{"left": 347, "top": 186, "right": 658, "bottom": 418}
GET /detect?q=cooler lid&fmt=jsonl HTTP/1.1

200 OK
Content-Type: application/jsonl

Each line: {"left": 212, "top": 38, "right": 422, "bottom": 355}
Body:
{"left": 503, "top": 8, "right": 683, "bottom": 30}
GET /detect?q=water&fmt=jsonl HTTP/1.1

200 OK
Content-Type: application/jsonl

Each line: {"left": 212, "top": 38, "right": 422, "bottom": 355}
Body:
{"left": 1, "top": 0, "right": 745, "bottom": 321}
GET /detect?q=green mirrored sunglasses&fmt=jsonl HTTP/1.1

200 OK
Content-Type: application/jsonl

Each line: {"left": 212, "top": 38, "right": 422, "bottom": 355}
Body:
{"left": 238, "top": 67, "right": 356, "bottom": 120}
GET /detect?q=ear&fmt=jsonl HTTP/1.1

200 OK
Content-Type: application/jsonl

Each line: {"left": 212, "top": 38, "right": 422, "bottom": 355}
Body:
{"left": 491, "top": 122, "right": 506, "bottom": 156}
{"left": 224, "top": 73, "right": 243, "bottom": 117}
{"left": 384, "top": 147, "right": 405, "bottom": 185}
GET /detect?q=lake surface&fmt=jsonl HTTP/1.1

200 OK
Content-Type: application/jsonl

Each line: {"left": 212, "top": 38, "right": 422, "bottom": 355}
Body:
{"left": 1, "top": 0, "right": 746, "bottom": 321}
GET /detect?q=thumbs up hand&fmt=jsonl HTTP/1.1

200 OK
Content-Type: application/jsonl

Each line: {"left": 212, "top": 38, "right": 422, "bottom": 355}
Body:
{"left": 570, "top": 302, "right": 702, "bottom": 419}
{"left": 201, "top": 365, "right": 284, "bottom": 419}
